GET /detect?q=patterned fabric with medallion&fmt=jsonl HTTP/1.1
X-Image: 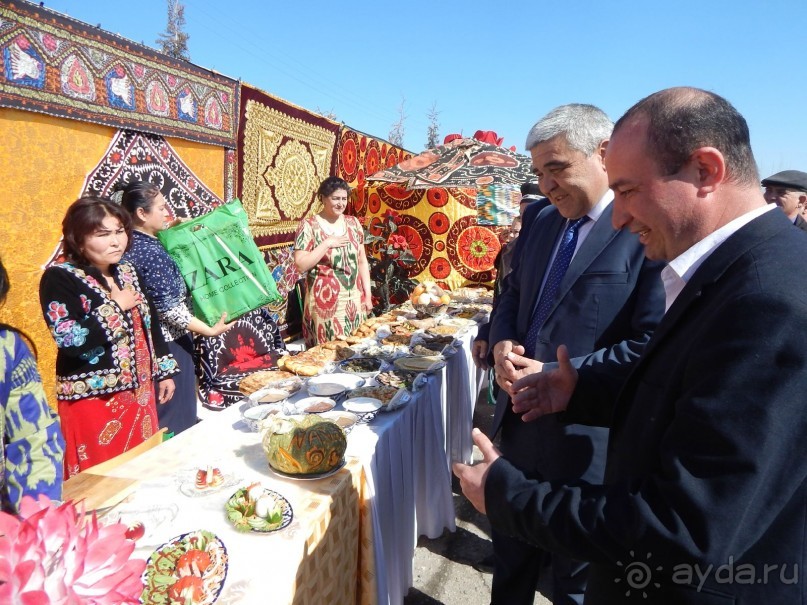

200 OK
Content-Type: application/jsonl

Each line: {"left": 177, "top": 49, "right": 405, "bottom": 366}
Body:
{"left": 196, "top": 307, "right": 285, "bottom": 410}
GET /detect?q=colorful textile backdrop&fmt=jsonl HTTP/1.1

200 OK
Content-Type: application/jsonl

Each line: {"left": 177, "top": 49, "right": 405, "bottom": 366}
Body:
{"left": 353, "top": 184, "right": 506, "bottom": 290}
{"left": 362, "top": 139, "right": 533, "bottom": 289}
{"left": 237, "top": 84, "right": 342, "bottom": 333}
{"left": 0, "top": 111, "right": 224, "bottom": 404}
{"left": 0, "top": 0, "right": 239, "bottom": 147}
{"left": 336, "top": 126, "right": 413, "bottom": 193}
{"left": 237, "top": 84, "right": 340, "bottom": 249}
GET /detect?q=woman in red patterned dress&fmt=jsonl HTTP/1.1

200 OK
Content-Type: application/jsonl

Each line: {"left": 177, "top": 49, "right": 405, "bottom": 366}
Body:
{"left": 39, "top": 198, "right": 178, "bottom": 477}
{"left": 293, "top": 177, "right": 372, "bottom": 345}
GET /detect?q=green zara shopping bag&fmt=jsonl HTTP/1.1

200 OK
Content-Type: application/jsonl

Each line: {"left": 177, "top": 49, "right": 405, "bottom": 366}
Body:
{"left": 157, "top": 200, "right": 281, "bottom": 326}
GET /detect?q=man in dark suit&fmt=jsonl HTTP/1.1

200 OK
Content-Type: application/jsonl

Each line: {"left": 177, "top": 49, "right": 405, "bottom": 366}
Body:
{"left": 761, "top": 169, "right": 807, "bottom": 231}
{"left": 471, "top": 182, "right": 550, "bottom": 372}
{"left": 455, "top": 87, "right": 807, "bottom": 604}
{"left": 486, "top": 104, "right": 665, "bottom": 605}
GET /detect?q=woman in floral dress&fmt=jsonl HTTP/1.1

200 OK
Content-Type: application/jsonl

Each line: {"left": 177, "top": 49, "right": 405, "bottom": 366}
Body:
{"left": 39, "top": 197, "right": 178, "bottom": 477}
{"left": 294, "top": 177, "right": 372, "bottom": 346}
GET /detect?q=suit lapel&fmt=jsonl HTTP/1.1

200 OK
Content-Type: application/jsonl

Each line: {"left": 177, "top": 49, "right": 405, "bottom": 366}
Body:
{"left": 522, "top": 210, "right": 565, "bottom": 315}
{"left": 543, "top": 205, "right": 620, "bottom": 322}
{"left": 619, "top": 209, "right": 790, "bottom": 387}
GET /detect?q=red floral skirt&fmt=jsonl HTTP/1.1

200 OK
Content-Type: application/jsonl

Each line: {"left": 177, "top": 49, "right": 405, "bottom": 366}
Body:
{"left": 60, "top": 308, "right": 158, "bottom": 479}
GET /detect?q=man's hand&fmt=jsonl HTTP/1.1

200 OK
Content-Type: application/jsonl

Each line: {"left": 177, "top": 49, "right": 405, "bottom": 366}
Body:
{"left": 493, "top": 339, "right": 521, "bottom": 393}
{"left": 452, "top": 428, "right": 502, "bottom": 515}
{"left": 502, "top": 350, "right": 543, "bottom": 392}
{"left": 511, "top": 345, "right": 577, "bottom": 422}
{"left": 471, "top": 338, "right": 489, "bottom": 370}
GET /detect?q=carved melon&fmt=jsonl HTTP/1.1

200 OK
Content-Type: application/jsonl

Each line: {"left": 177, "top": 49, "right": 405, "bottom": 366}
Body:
{"left": 262, "top": 415, "right": 346, "bottom": 475}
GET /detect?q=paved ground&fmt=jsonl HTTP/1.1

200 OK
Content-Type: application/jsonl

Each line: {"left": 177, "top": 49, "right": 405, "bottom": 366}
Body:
{"left": 403, "top": 390, "right": 552, "bottom": 605}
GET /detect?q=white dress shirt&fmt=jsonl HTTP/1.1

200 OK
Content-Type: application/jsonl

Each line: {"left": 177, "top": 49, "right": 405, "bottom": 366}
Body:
{"left": 661, "top": 204, "right": 775, "bottom": 312}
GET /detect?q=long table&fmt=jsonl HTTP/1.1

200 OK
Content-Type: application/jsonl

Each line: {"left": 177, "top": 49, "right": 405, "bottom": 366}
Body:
{"left": 64, "top": 325, "right": 485, "bottom": 604}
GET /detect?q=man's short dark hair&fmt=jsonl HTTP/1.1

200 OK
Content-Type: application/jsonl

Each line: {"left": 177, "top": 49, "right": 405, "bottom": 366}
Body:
{"left": 614, "top": 87, "right": 759, "bottom": 187}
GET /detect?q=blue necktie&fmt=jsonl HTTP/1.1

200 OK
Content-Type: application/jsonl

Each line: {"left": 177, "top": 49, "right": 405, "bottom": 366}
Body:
{"left": 523, "top": 216, "right": 590, "bottom": 358}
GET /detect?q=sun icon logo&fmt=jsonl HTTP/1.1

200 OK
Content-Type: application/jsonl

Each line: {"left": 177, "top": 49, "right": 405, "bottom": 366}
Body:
{"left": 614, "top": 550, "right": 663, "bottom": 598}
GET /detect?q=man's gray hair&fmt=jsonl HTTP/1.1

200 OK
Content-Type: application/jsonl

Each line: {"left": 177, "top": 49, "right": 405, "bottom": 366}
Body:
{"left": 525, "top": 104, "right": 613, "bottom": 156}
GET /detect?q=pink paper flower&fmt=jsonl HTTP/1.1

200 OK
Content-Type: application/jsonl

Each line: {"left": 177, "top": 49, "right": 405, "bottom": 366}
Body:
{"left": 0, "top": 495, "right": 146, "bottom": 604}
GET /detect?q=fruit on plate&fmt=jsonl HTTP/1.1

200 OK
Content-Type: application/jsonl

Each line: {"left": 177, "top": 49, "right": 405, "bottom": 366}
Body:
{"left": 125, "top": 521, "right": 145, "bottom": 541}
{"left": 168, "top": 575, "right": 204, "bottom": 603}
{"left": 176, "top": 549, "right": 212, "bottom": 577}
{"left": 225, "top": 483, "right": 289, "bottom": 532}
{"left": 262, "top": 415, "right": 346, "bottom": 475}
{"left": 195, "top": 466, "right": 224, "bottom": 491}
{"left": 142, "top": 530, "right": 227, "bottom": 605}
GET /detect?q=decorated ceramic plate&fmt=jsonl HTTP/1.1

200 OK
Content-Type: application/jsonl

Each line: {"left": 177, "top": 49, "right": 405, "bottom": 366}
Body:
{"left": 342, "top": 397, "right": 383, "bottom": 414}
{"left": 293, "top": 396, "right": 336, "bottom": 414}
{"left": 320, "top": 410, "right": 359, "bottom": 432}
{"left": 307, "top": 373, "right": 365, "bottom": 390}
{"left": 140, "top": 530, "right": 228, "bottom": 605}
{"left": 178, "top": 467, "right": 240, "bottom": 498}
{"left": 224, "top": 486, "right": 293, "bottom": 533}
{"left": 268, "top": 459, "right": 347, "bottom": 481}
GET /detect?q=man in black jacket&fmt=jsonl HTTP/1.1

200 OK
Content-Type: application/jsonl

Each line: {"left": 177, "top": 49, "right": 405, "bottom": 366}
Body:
{"left": 455, "top": 87, "right": 807, "bottom": 604}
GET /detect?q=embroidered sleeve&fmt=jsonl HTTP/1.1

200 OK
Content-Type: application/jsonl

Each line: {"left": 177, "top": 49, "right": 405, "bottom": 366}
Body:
{"left": 124, "top": 235, "right": 191, "bottom": 329}
{"left": 39, "top": 266, "right": 120, "bottom": 362}
{"left": 162, "top": 303, "right": 194, "bottom": 332}
{"left": 1, "top": 331, "right": 65, "bottom": 513}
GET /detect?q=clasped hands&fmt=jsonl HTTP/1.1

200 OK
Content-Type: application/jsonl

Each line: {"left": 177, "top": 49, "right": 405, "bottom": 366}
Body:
{"left": 453, "top": 343, "right": 578, "bottom": 514}
{"left": 492, "top": 342, "right": 578, "bottom": 422}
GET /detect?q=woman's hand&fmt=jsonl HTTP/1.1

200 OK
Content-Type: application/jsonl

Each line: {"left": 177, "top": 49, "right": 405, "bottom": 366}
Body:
{"left": 157, "top": 378, "right": 175, "bottom": 404}
{"left": 111, "top": 287, "right": 142, "bottom": 311}
{"left": 324, "top": 234, "right": 350, "bottom": 249}
{"left": 362, "top": 290, "right": 373, "bottom": 312}
{"left": 207, "top": 312, "right": 233, "bottom": 337}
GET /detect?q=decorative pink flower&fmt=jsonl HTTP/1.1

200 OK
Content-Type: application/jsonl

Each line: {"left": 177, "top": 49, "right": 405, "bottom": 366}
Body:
{"left": 14, "top": 35, "right": 30, "bottom": 51}
{"left": 47, "top": 302, "right": 68, "bottom": 323}
{"left": 389, "top": 234, "right": 408, "bottom": 251}
{"left": 0, "top": 495, "right": 146, "bottom": 604}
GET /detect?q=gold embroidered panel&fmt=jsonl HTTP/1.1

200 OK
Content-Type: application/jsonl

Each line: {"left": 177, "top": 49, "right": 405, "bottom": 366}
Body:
{"left": 237, "top": 85, "right": 340, "bottom": 248}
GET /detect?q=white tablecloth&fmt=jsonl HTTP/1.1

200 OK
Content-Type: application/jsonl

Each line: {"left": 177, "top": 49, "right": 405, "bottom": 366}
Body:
{"left": 81, "top": 328, "right": 484, "bottom": 605}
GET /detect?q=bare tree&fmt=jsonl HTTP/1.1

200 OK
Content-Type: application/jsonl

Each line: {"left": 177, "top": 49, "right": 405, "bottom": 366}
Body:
{"left": 425, "top": 102, "right": 440, "bottom": 149}
{"left": 388, "top": 97, "right": 407, "bottom": 147}
{"left": 157, "top": 0, "right": 190, "bottom": 61}
{"left": 316, "top": 107, "right": 339, "bottom": 121}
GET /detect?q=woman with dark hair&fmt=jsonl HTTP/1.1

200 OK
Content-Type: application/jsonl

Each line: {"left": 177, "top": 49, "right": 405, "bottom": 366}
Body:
{"left": 0, "top": 257, "right": 65, "bottom": 511}
{"left": 117, "top": 181, "right": 232, "bottom": 435}
{"left": 39, "top": 197, "right": 178, "bottom": 477}
{"left": 293, "top": 176, "right": 372, "bottom": 345}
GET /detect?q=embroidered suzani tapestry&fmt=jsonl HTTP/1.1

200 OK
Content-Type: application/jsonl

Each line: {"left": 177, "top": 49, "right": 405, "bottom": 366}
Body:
{"left": 0, "top": 0, "right": 239, "bottom": 147}
{"left": 237, "top": 84, "right": 340, "bottom": 249}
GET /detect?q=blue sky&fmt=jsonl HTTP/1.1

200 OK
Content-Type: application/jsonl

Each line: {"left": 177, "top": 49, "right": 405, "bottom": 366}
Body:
{"left": 43, "top": 0, "right": 806, "bottom": 178}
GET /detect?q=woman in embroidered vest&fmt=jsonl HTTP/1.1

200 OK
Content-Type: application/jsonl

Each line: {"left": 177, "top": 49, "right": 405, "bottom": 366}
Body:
{"left": 117, "top": 181, "right": 232, "bottom": 435}
{"left": 293, "top": 176, "right": 372, "bottom": 345}
{"left": 39, "top": 197, "right": 178, "bottom": 478}
{"left": 0, "top": 257, "right": 65, "bottom": 511}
